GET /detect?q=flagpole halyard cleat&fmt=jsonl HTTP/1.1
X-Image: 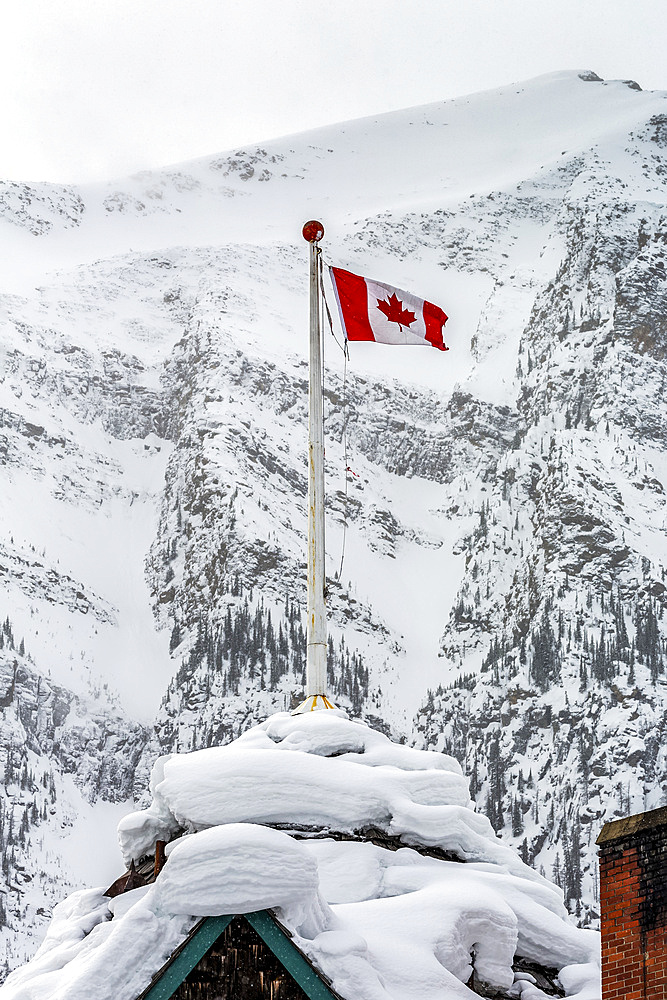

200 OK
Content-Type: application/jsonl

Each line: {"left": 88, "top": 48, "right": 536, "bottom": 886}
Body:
{"left": 293, "top": 220, "right": 336, "bottom": 716}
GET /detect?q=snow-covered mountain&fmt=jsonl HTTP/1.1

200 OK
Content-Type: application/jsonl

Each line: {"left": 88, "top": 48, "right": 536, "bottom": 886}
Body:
{"left": 1, "top": 69, "right": 666, "bottom": 969}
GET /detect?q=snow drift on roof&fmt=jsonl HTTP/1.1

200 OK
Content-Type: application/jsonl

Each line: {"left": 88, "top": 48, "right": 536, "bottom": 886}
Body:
{"left": 118, "top": 711, "right": 550, "bottom": 890}
{"left": 2, "top": 713, "right": 601, "bottom": 1000}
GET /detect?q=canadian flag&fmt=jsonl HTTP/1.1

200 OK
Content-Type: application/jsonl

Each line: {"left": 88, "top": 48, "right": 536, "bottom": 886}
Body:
{"left": 329, "top": 266, "right": 448, "bottom": 351}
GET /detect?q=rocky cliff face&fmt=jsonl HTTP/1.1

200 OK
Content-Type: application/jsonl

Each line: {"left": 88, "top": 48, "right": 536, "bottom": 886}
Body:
{"left": 0, "top": 70, "right": 666, "bottom": 967}
{"left": 0, "top": 622, "right": 146, "bottom": 970}
{"left": 410, "top": 109, "right": 667, "bottom": 921}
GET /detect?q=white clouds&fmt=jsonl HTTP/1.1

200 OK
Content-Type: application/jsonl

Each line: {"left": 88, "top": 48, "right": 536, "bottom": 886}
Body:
{"left": 0, "top": 0, "right": 665, "bottom": 182}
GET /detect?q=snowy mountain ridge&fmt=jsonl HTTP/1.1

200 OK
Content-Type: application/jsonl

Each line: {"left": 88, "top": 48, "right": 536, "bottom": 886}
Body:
{"left": 0, "top": 69, "right": 666, "bottom": 971}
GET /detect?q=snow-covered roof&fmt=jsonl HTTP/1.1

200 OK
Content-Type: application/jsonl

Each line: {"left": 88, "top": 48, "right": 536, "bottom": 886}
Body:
{"left": 1, "top": 712, "right": 600, "bottom": 1000}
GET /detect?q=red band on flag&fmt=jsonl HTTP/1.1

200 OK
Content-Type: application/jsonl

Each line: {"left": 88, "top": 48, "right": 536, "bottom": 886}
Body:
{"left": 423, "top": 299, "right": 449, "bottom": 352}
{"left": 329, "top": 267, "right": 375, "bottom": 342}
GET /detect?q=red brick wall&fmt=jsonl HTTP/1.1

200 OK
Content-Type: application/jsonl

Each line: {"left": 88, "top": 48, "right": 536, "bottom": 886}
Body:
{"left": 599, "top": 824, "right": 667, "bottom": 1000}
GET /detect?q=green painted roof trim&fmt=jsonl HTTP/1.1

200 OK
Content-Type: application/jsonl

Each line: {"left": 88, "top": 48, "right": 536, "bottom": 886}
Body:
{"left": 245, "top": 910, "right": 339, "bottom": 1000}
{"left": 137, "top": 910, "right": 341, "bottom": 1000}
{"left": 138, "top": 915, "right": 232, "bottom": 1000}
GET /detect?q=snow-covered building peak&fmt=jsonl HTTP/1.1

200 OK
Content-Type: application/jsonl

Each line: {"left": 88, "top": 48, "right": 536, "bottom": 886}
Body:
{"left": 2, "top": 714, "right": 601, "bottom": 1000}
{"left": 117, "top": 711, "right": 550, "bottom": 891}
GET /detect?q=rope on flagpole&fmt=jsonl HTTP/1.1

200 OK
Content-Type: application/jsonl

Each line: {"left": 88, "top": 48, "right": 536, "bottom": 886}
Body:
{"left": 319, "top": 259, "right": 347, "bottom": 357}
{"left": 318, "top": 256, "right": 350, "bottom": 583}
{"left": 337, "top": 345, "right": 349, "bottom": 582}
{"left": 320, "top": 259, "right": 351, "bottom": 582}
{"left": 319, "top": 247, "right": 326, "bottom": 425}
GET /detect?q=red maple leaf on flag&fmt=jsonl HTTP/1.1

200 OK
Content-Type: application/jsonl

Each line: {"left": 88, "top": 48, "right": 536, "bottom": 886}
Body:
{"left": 376, "top": 293, "right": 416, "bottom": 330}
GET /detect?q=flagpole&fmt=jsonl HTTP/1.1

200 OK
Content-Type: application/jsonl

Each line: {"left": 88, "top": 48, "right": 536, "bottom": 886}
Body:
{"left": 294, "top": 221, "right": 334, "bottom": 714}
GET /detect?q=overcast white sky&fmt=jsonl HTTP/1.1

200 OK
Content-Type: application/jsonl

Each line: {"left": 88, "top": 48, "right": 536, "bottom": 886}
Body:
{"left": 1, "top": 0, "right": 665, "bottom": 184}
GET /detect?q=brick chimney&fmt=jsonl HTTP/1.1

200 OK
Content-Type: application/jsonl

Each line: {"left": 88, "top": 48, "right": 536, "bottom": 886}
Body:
{"left": 597, "top": 806, "right": 667, "bottom": 1000}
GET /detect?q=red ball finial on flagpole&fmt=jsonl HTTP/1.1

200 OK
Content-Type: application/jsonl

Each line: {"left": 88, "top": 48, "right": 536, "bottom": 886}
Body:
{"left": 302, "top": 220, "right": 324, "bottom": 243}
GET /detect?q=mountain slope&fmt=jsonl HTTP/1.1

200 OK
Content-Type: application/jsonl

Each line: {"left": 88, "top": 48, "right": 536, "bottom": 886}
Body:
{"left": 0, "top": 69, "right": 666, "bottom": 965}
